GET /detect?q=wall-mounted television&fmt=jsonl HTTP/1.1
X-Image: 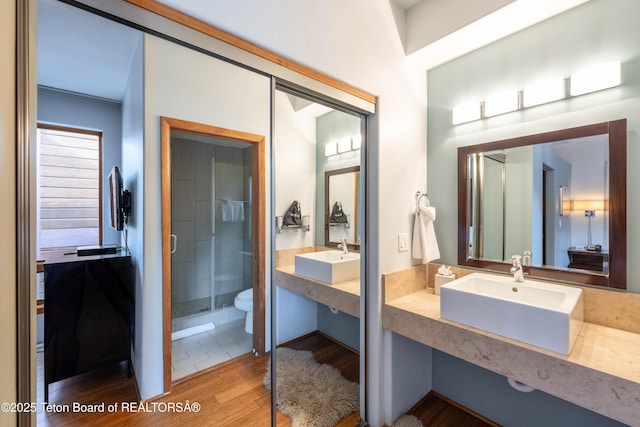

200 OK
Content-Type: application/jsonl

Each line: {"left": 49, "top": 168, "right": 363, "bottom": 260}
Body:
{"left": 108, "top": 166, "right": 131, "bottom": 231}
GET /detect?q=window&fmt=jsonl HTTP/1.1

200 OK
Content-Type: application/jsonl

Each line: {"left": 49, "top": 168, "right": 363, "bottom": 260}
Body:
{"left": 37, "top": 124, "right": 102, "bottom": 258}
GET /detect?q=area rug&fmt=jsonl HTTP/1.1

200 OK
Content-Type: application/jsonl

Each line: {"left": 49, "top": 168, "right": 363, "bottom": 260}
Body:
{"left": 264, "top": 347, "right": 359, "bottom": 427}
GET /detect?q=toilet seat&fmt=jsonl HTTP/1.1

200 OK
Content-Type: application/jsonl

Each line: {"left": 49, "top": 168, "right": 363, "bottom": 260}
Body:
{"left": 236, "top": 288, "right": 253, "bottom": 302}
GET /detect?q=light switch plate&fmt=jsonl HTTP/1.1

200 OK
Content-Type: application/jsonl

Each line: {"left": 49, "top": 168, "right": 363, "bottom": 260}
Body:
{"left": 398, "top": 233, "right": 409, "bottom": 252}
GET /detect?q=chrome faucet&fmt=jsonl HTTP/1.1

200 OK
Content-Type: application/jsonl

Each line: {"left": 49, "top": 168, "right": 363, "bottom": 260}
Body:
{"left": 510, "top": 255, "right": 524, "bottom": 282}
{"left": 338, "top": 237, "right": 349, "bottom": 254}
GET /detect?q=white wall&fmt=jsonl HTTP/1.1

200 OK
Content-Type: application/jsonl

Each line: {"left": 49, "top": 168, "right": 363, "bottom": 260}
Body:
{"left": 137, "top": 34, "right": 272, "bottom": 400}
{"left": 1, "top": 0, "right": 17, "bottom": 425}
{"left": 166, "top": 2, "right": 429, "bottom": 424}
{"left": 274, "top": 90, "right": 316, "bottom": 250}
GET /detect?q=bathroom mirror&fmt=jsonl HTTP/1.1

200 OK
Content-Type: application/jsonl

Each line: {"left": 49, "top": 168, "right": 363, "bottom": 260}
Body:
{"left": 325, "top": 166, "right": 360, "bottom": 249}
{"left": 458, "top": 119, "right": 626, "bottom": 289}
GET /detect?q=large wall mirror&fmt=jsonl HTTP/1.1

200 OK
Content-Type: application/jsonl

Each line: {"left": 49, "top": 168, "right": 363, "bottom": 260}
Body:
{"left": 325, "top": 166, "right": 360, "bottom": 250}
{"left": 458, "top": 119, "right": 626, "bottom": 289}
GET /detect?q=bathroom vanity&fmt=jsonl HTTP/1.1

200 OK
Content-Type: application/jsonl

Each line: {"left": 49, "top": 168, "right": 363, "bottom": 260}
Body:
{"left": 275, "top": 265, "right": 360, "bottom": 318}
{"left": 274, "top": 247, "right": 360, "bottom": 317}
{"left": 381, "top": 264, "right": 640, "bottom": 426}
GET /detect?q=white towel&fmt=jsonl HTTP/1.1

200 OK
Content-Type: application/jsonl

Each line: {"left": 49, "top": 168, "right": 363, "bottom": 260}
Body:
{"left": 412, "top": 205, "right": 440, "bottom": 263}
{"left": 221, "top": 200, "right": 244, "bottom": 222}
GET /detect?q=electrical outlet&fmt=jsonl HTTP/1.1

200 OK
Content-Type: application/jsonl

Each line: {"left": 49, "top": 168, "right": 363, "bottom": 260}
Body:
{"left": 398, "top": 233, "right": 409, "bottom": 252}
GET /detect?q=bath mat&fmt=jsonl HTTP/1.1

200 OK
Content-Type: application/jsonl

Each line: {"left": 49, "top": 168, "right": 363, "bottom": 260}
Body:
{"left": 392, "top": 414, "right": 424, "bottom": 427}
{"left": 264, "top": 347, "right": 359, "bottom": 427}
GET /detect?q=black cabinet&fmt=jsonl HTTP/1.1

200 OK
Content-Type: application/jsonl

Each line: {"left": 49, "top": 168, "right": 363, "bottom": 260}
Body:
{"left": 44, "top": 252, "right": 134, "bottom": 402}
{"left": 567, "top": 247, "right": 609, "bottom": 272}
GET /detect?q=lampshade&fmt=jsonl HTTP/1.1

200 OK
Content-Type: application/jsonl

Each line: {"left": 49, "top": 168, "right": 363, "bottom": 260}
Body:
{"left": 570, "top": 200, "right": 608, "bottom": 211}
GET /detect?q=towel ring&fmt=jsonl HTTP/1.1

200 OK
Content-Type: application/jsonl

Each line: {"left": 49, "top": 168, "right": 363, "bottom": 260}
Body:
{"left": 415, "top": 191, "right": 430, "bottom": 208}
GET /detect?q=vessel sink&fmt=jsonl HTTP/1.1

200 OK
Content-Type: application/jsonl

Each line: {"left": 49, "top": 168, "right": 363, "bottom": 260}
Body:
{"left": 294, "top": 251, "right": 360, "bottom": 284}
{"left": 440, "top": 272, "right": 583, "bottom": 355}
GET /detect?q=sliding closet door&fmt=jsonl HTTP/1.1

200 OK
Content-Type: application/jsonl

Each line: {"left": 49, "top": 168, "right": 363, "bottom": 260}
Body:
{"left": 272, "top": 86, "right": 366, "bottom": 425}
{"left": 122, "top": 33, "right": 272, "bottom": 400}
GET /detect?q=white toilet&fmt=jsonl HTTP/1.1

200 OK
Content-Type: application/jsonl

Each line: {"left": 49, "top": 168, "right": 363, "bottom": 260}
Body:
{"left": 234, "top": 288, "right": 253, "bottom": 334}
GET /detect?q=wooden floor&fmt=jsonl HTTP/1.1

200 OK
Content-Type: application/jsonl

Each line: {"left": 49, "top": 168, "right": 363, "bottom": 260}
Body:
{"left": 36, "top": 332, "right": 359, "bottom": 426}
{"left": 37, "top": 332, "right": 495, "bottom": 426}
{"left": 407, "top": 392, "right": 499, "bottom": 427}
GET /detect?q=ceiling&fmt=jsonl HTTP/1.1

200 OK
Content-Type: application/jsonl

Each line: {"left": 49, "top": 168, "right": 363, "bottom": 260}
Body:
{"left": 37, "top": 0, "right": 140, "bottom": 101}
{"left": 37, "top": 0, "right": 588, "bottom": 102}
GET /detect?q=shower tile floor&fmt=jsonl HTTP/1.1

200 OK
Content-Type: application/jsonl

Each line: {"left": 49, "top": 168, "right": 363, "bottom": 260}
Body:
{"left": 171, "top": 319, "right": 252, "bottom": 380}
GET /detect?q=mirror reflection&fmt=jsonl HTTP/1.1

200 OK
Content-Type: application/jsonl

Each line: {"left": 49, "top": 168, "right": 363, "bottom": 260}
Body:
{"left": 467, "top": 135, "right": 609, "bottom": 272}
{"left": 326, "top": 166, "right": 360, "bottom": 248}
{"left": 458, "top": 120, "right": 626, "bottom": 289}
{"left": 274, "top": 88, "right": 364, "bottom": 425}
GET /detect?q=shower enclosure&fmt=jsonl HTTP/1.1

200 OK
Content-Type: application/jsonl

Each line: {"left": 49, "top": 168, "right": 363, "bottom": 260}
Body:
{"left": 170, "top": 134, "right": 253, "bottom": 336}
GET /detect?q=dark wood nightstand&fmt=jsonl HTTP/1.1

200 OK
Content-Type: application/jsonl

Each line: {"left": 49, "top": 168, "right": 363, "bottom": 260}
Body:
{"left": 567, "top": 247, "right": 609, "bottom": 272}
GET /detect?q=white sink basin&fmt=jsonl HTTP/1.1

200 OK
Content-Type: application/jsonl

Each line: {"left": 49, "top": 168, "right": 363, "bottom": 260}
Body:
{"left": 440, "top": 272, "right": 583, "bottom": 355}
{"left": 294, "top": 251, "right": 360, "bottom": 284}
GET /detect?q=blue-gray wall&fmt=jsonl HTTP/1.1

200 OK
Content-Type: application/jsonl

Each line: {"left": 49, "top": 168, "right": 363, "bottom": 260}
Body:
{"left": 317, "top": 304, "right": 359, "bottom": 351}
{"left": 37, "top": 86, "right": 122, "bottom": 246}
{"left": 433, "top": 350, "right": 624, "bottom": 427}
{"left": 315, "top": 110, "right": 362, "bottom": 246}
{"left": 426, "top": 0, "right": 640, "bottom": 292}
{"left": 426, "top": 0, "right": 639, "bottom": 424}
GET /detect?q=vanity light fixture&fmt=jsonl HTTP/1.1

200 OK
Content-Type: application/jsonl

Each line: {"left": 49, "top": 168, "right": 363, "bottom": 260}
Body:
{"left": 452, "top": 101, "right": 481, "bottom": 125}
{"left": 351, "top": 134, "right": 361, "bottom": 150}
{"left": 324, "top": 142, "right": 338, "bottom": 157}
{"left": 451, "top": 61, "right": 622, "bottom": 125}
{"left": 483, "top": 90, "right": 519, "bottom": 117}
{"left": 523, "top": 77, "right": 565, "bottom": 108}
{"left": 325, "top": 135, "right": 361, "bottom": 156}
{"left": 570, "top": 61, "right": 621, "bottom": 96}
{"left": 337, "top": 138, "right": 352, "bottom": 153}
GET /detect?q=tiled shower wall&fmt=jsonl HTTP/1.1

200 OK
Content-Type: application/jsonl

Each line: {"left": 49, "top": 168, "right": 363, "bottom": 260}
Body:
{"left": 171, "top": 137, "right": 252, "bottom": 315}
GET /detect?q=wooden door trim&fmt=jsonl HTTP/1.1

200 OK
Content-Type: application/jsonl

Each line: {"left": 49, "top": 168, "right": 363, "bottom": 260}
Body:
{"left": 161, "top": 116, "right": 266, "bottom": 393}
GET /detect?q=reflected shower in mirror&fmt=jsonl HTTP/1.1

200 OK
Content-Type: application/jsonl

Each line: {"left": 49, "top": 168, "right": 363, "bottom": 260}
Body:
{"left": 458, "top": 120, "right": 626, "bottom": 289}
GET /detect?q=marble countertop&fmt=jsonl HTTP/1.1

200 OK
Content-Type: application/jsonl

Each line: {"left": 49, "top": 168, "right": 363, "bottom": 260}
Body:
{"left": 383, "top": 289, "right": 640, "bottom": 425}
{"left": 275, "top": 265, "right": 360, "bottom": 318}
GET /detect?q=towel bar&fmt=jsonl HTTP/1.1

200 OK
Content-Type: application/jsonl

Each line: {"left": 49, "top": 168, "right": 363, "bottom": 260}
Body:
{"left": 415, "top": 190, "right": 430, "bottom": 208}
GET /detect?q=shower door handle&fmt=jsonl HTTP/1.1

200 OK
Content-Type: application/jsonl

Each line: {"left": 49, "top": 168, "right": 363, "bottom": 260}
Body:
{"left": 170, "top": 234, "right": 177, "bottom": 254}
